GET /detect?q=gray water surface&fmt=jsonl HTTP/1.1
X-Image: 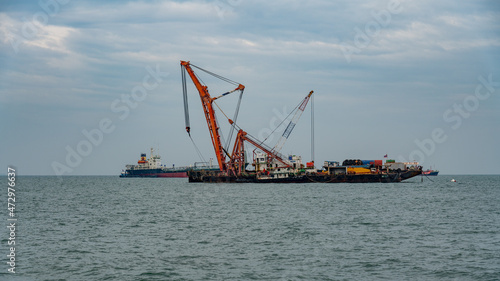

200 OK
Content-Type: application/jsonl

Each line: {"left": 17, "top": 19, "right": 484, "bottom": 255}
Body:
{"left": 1, "top": 175, "right": 499, "bottom": 280}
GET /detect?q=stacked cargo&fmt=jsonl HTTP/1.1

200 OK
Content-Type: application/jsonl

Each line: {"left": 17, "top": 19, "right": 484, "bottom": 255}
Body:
{"left": 342, "top": 159, "right": 383, "bottom": 168}
{"left": 384, "top": 161, "right": 405, "bottom": 171}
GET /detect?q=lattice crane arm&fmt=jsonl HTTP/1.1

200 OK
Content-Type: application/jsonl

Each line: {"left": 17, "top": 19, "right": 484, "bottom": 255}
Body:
{"left": 272, "top": 91, "right": 314, "bottom": 154}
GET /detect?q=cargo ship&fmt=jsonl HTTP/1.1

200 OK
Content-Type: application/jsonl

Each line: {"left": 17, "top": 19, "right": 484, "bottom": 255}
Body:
{"left": 119, "top": 148, "right": 218, "bottom": 178}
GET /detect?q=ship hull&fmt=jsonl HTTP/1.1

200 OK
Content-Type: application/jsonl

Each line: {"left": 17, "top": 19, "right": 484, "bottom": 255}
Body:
{"left": 188, "top": 169, "right": 422, "bottom": 183}
{"left": 422, "top": 170, "right": 439, "bottom": 176}
{"left": 120, "top": 168, "right": 187, "bottom": 178}
{"left": 120, "top": 148, "right": 219, "bottom": 178}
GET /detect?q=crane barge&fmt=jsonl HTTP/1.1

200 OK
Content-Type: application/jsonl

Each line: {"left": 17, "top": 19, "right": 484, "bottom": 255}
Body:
{"left": 181, "top": 60, "right": 422, "bottom": 183}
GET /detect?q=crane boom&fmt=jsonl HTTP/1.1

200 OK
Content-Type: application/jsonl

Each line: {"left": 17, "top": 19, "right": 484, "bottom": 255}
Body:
{"left": 272, "top": 91, "right": 314, "bottom": 154}
{"left": 181, "top": 60, "right": 303, "bottom": 177}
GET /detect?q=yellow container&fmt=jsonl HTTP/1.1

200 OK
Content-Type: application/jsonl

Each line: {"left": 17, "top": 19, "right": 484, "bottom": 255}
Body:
{"left": 347, "top": 167, "right": 372, "bottom": 174}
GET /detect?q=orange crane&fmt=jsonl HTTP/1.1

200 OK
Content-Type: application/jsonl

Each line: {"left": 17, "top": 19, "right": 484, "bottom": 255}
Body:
{"left": 181, "top": 60, "right": 305, "bottom": 177}
{"left": 229, "top": 125, "right": 293, "bottom": 175}
{"left": 181, "top": 60, "right": 244, "bottom": 175}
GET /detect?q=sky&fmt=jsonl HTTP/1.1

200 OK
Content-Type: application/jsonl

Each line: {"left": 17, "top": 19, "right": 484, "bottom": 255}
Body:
{"left": 1, "top": 0, "right": 499, "bottom": 175}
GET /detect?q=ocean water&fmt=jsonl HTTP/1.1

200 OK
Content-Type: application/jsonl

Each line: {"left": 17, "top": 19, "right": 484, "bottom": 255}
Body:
{"left": 1, "top": 175, "right": 499, "bottom": 280}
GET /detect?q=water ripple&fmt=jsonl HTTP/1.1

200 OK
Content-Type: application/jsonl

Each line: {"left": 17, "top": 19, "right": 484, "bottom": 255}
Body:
{"left": 2, "top": 175, "right": 498, "bottom": 280}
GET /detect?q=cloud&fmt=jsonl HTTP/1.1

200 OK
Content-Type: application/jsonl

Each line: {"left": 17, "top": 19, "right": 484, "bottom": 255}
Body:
{"left": 55, "top": 0, "right": 222, "bottom": 26}
{"left": 1, "top": 0, "right": 499, "bottom": 175}
{"left": 25, "top": 24, "right": 75, "bottom": 53}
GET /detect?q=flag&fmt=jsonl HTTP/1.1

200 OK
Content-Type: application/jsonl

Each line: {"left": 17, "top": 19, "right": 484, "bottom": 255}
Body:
{"left": 384, "top": 154, "right": 388, "bottom": 158}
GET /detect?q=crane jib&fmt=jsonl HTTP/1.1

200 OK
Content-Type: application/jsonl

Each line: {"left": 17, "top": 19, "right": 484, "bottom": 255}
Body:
{"left": 299, "top": 96, "right": 311, "bottom": 111}
{"left": 272, "top": 91, "right": 314, "bottom": 154}
{"left": 181, "top": 60, "right": 312, "bottom": 176}
{"left": 282, "top": 122, "right": 296, "bottom": 139}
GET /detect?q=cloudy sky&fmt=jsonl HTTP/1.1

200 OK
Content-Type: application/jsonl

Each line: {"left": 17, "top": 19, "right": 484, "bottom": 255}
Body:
{"left": 1, "top": 0, "right": 499, "bottom": 175}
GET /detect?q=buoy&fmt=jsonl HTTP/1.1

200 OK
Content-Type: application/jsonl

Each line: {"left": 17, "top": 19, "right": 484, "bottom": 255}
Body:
{"left": 451, "top": 179, "right": 457, "bottom": 182}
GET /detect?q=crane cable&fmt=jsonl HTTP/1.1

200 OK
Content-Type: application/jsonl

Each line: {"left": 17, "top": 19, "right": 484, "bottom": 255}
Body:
{"left": 311, "top": 93, "right": 315, "bottom": 164}
{"left": 181, "top": 65, "right": 190, "bottom": 135}
{"left": 182, "top": 63, "right": 244, "bottom": 162}
{"left": 182, "top": 65, "right": 207, "bottom": 163}
{"left": 193, "top": 64, "right": 245, "bottom": 152}
{"left": 225, "top": 90, "right": 243, "bottom": 151}
{"left": 423, "top": 173, "right": 434, "bottom": 182}
{"left": 189, "top": 64, "right": 244, "bottom": 152}
{"left": 191, "top": 64, "right": 239, "bottom": 86}
{"left": 189, "top": 134, "right": 207, "bottom": 164}
{"left": 261, "top": 103, "right": 300, "bottom": 145}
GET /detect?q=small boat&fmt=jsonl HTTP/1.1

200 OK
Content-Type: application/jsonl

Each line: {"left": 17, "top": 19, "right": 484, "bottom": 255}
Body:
{"left": 422, "top": 168, "right": 439, "bottom": 176}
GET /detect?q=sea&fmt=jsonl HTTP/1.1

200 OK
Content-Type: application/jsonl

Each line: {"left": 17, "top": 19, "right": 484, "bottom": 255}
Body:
{"left": 1, "top": 175, "right": 499, "bottom": 280}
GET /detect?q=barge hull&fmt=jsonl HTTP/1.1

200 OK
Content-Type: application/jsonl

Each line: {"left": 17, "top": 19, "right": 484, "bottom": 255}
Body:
{"left": 188, "top": 169, "right": 422, "bottom": 183}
